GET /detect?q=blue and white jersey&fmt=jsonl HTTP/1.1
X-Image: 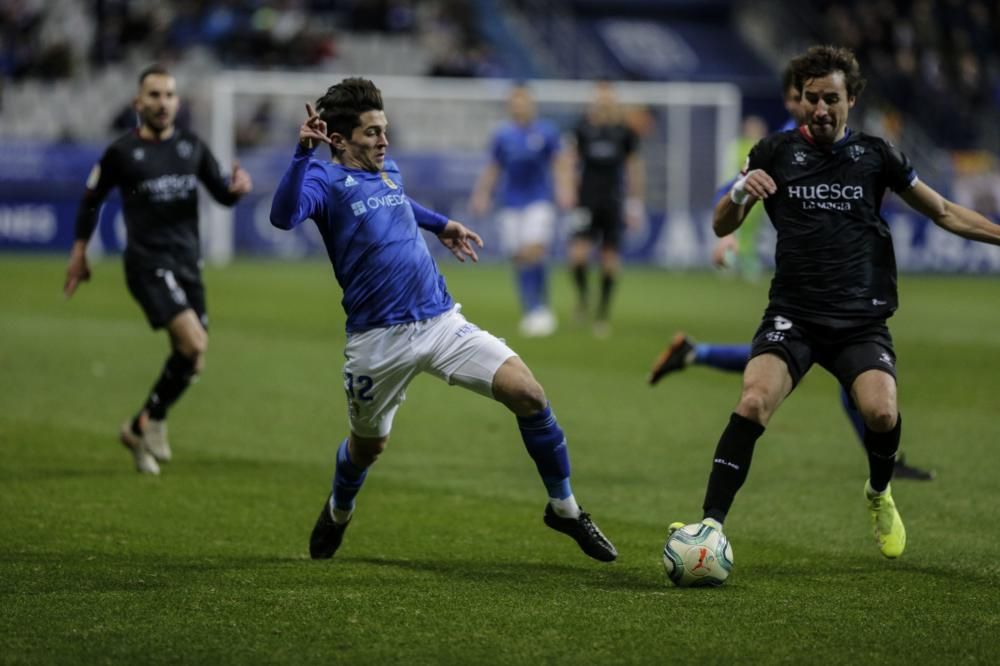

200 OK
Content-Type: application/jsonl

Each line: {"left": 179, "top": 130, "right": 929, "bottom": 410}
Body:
{"left": 490, "top": 119, "right": 561, "bottom": 208}
{"left": 270, "top": 146, "right": 453, "bottom": 332}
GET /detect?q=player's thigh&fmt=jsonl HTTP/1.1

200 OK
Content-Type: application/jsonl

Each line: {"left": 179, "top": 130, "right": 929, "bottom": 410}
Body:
{"left": 592, "top": 205, "right": 624, "bottom": 251}
{"left": 343, "top": 326, "right": 420, "bottom": 439}
{"left": 125, "top": 265, "right": 196, "bottom": 330}
{"left": 749, "top": 313, "right": 814, "bottom": 388}
{"left": 738, "top": 353, "right": 795, "bottom": 423}
{"left": 520, "top": 201, "right": 556, "bottom": 248}
{"left": 825, "top": 327, "right": 898, "bottom": 426}
{"left": 849, "top": 369, "right": 898, "bottom": 430}
{"left": 422, "top": 305, "right": 517, "bottom": 399}
{"left": 166, "top": 309, "right": 208, "bottom": 360}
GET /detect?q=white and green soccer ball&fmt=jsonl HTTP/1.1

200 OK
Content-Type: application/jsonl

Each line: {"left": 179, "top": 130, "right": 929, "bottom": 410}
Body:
{"left": 662, "top": 522, "right": 734, "bottom": 587}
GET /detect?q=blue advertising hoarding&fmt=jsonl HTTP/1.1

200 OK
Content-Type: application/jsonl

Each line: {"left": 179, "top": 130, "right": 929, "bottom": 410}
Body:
{"left": 2, "top": 141, "right": 998, "bottom": 272}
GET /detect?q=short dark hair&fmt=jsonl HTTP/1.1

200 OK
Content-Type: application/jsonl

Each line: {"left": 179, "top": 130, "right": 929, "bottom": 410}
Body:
{"left": 315, "top": 77, "right": 384, "bottom": 145}
{"left": 790, "top": 45, "right": 866, "bottom": 98}
{"left": 138, "top": 64, "right": 171, "bottom": 87}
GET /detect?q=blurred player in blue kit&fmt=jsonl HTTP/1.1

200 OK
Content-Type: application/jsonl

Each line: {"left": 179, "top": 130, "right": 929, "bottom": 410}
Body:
{"left": 270, "top": 78, "right": 616, "bottom": 563}
{"left": 470, "top": 83, "right": 575, "bottom": 337}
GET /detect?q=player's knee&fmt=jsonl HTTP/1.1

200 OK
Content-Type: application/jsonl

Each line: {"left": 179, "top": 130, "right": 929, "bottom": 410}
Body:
{"left": 864, "top": 408, "right": 897, "bottom": 433}
{"left": 350, "top": 435, "right": 388, "bottom": 467}
{"left": 176, "top": 331, "right": 208, "bottom": 359}
{"left": 497, "top": 377, "right": 547, "bottom": 416}
{"left": 735, "top": 388, "right": 773, "bottom": 425}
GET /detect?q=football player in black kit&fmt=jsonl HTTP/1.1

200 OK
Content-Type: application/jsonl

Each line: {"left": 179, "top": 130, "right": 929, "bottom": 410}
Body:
{"left": 672, "top": 46, "right": 1000, "bottom": 562}
{"left": 63, "top": 65, "right": 253, "bottom": 475}
{"left": 567, "top": 81, "right": 645, "bottom": 338}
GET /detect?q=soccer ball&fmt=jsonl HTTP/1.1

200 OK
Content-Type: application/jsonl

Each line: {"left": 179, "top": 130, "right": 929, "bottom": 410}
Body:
{"left": 662, "top": 522, "right": 734, "bottom": 587}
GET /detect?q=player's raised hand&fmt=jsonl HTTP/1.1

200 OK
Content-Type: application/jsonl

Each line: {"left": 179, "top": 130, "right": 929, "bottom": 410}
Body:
{"left": 229, "top": 160, "right": 253, "bottom": 195}
{"left": 741, "top": 169, "right": 778, "bottom": 200}
{"left": 63, "top": 242, "right": 92, "bottom": 299}
{"left": 300, "top": 103, "right": 332, "bottom": 149}
{"left": 437, "top": 220, "right": 484, "bottom": 263}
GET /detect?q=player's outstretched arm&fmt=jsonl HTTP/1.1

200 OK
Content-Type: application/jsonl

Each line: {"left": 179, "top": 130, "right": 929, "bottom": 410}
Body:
{"left": 437, "top": 220, "right": 484, "bottom": 263}
{"left": 900, "top": 181, "right": 1000, "bottom": 245}
{"left": 712, "top": 169, "right": 775, "bottom": 237}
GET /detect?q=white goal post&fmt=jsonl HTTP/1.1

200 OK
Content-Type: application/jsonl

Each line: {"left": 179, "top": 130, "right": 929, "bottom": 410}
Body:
{"left": 203, "top": 71, "right": 741, "bottom": 264}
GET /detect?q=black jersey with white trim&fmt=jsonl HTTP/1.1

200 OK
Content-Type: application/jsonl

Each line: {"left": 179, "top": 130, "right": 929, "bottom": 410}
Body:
{"left": 746, "top": 127, "right": 917, "bottom": 327}
{"left": 75, "top": 128, "right": 239, "bottom": 274}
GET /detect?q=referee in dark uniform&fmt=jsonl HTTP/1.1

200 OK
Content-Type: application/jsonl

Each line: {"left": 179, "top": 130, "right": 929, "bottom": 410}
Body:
{"left": 64, "top": 64, "right": 252, "bottom": 475}
{"left": 691, "top": 46, "right": 1000, "bottom": 561}
{"left": 567, "top": 81, "right": 644, "bottom": 338}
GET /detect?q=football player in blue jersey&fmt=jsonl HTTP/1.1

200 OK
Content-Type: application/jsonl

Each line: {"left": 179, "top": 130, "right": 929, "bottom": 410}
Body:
{"left": 270, "top": 78, "right": 616, "bottom": 563}
{"left": 470, "top": 83, "right": 575, "bottom": 337}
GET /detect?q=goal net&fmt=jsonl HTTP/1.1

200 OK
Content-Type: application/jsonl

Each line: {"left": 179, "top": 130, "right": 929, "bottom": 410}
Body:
{"left": 201, "top": 72, "right": 740, "bottom": 266}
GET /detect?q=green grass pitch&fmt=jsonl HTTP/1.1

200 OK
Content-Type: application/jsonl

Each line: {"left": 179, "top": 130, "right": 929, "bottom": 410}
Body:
{"left": 2, "top": 256, "right": 999, "bottom": 664}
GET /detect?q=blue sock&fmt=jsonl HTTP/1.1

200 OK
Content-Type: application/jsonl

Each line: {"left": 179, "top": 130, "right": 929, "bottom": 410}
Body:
{"left": 516, "top": 404, "right": 572, "bottom": 500}
{"left": 839, "top": 386, "right": 866, "bottom": 443}
{"left": 332, "top": 438, "right": 369, "bottom": 512}
{"left": 693, "top": 343, "right": 752, "bottom": 372}
{"left": 516, "top": 266, "right": 540, "bottom": 313}
{"left": 531, "top": 263, "right": 549, "bottom": 307}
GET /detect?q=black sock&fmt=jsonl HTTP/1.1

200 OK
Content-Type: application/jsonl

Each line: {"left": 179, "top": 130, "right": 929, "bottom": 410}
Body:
{"left": 597, "top": 273, "right": 615, "bottom": 320}
{"left": 864, "top": 414, "right": 901, "bottom": 492}
{"left": 572, "top": 264, "right": 588, "bottom": 307}
{"left": 702, "top": 413, "right": 765, "bottom": 524}
{"left": 143, "top": 351, "right": 198, "bottom": 420}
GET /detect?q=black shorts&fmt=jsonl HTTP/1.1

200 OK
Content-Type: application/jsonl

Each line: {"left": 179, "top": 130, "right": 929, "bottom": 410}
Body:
{"left": 572, "top": 203, "right": 624, "bottom": 249}
{"left": 125, "top": 264, "right": 207, "bottom": 330}
{"left": 749, "top": 312, "right": 896, "bottom": 390}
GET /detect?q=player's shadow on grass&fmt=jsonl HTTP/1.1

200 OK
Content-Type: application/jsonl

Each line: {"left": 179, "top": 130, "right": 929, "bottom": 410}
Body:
{"left": 349, "top": 555, "right": 666, "bottom": 592}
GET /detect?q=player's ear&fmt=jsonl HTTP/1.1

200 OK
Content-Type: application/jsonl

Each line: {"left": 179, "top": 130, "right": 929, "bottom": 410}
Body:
{"left": 329, "top": 132, "right": 346, "bottom": 151}
{"left": 848, "top": 96, "right": 856, "bottom": 109}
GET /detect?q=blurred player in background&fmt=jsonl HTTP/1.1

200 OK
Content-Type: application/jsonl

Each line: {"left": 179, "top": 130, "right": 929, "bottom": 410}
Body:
{"left": 64, "top": 65, "right": 252, "bottom": 475}
{"left": 566, "top": 80, "right": 645, "bottom": 338}
{"left": 470, "top": 83, "right": 575, "bottom": 337}
{"left": 651, "top": 62, "right": 934, "bottom": 481}
{"left": 270, "top": 78, "right": 616, "bottom": 563}
{"left": 675, "top": 45, "right": 1000, "bottom": 560}
{"left": 712, "top": 65, "right": 804, "bottom": 275}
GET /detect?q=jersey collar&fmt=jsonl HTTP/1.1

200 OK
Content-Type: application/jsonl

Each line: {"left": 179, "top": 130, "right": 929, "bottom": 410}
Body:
{"left": 798, "top": 125, "right": 853, "bottom": 148}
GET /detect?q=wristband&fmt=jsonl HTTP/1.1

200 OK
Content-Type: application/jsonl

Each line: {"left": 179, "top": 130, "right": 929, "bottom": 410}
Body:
{"left": 730, "top": 176, "right": 750, "bottom": 205}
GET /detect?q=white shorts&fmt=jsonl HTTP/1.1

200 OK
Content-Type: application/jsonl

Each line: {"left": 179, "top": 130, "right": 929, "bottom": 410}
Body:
{"left": 498, "top": 201, "right": 556, "bottom": 255}
{"left": 342, "top": 304, "right": 518, "bottom": 438}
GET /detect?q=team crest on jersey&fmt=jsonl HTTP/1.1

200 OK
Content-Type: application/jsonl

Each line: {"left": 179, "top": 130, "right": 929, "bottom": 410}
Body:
{"left": 176, "top": 140, "right": 193, "bottom": 159}
{"left": 344, "top": 175, "right": 358, "bottom": 187}
{"left": 793, "top": 151, "right": 806, "bottom": 165}
{"left": 133, "top": 148, "right": 145, "bottom": 161}
{"left": 848, "top": 144, "right": 866, "bottom": 162}
{"left": 774, "top": 315, "right": 793, "bottom": 331}
{"left": 380, "top": 171, "right": 398, "bottom": 189}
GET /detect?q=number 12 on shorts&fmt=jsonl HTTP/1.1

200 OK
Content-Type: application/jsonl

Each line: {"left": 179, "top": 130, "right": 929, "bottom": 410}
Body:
{"left": 344, "top": 372, "right": 374, "bottom": 401}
